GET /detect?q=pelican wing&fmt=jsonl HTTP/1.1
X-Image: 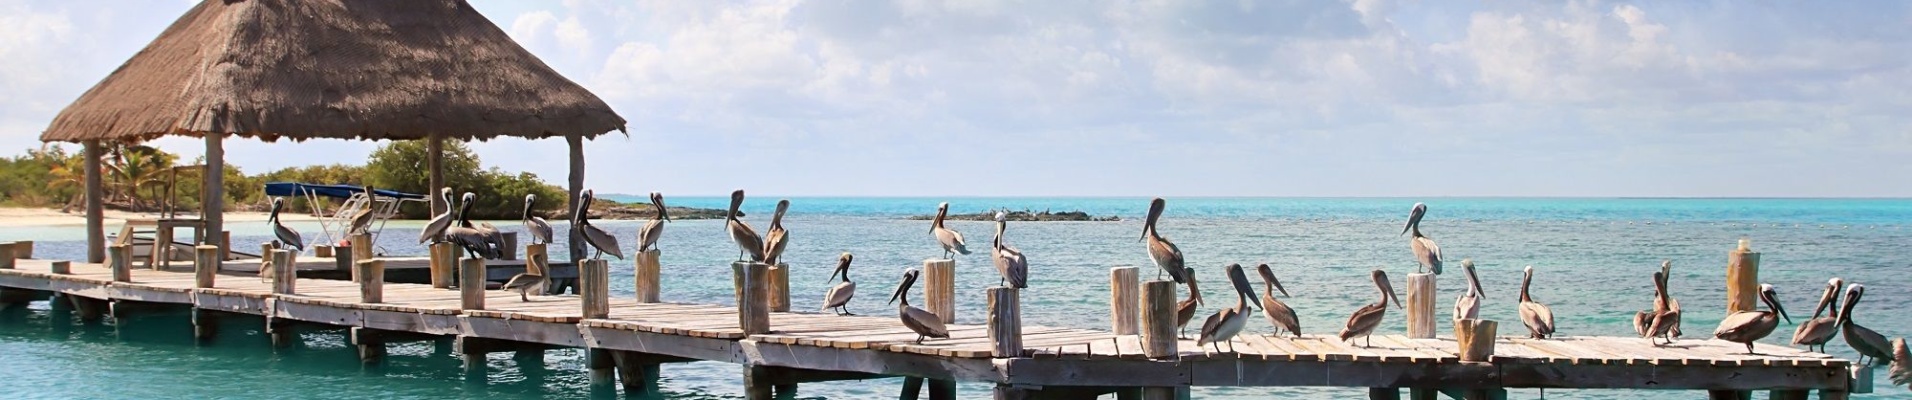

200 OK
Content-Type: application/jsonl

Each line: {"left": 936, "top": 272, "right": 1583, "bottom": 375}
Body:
{"left": 1196, "top": 308, "right": 1236, "bottom": 345}
{"left": 445, "top": 226, "right": 488, "bottom": 257}
{"left": 582, "top": 223, "right": 625, "bottom": 260}
{"left": 637, "top": 219, "right": 665, "bottom": 253}
{"left": 523, "top": 216, "right": 553, "bottom": 245}
{"left": 1633, "top": 310, "right": 1654, "bottom": 337}
{"left": 1519, "top": 301, "right": 1555, "bottom": 337}
{"left": 1713, "top": 311, "right": 1773, "bottom": 339}
{"left": 900, "top": 305, "right": 949, "bottom": 339}
{"left": 1889, "top": 338, "right": 1910, "bottom": 388}
{"left": 502, "top": 273, "right": 547, "bottom": 291}
{"left": 1453, "top": 294, "right": 1480, "bottom": 322}
{"left": 993, "top": 244, "right": 1028, "bottom": 289}
{"left": 823, "top": 281, "right": 856, "bottom": 309}
{"left": 275, "top": 223, "right": 305, "bottom": 251}
{"left": 1411, "top": 236, "right": 1442, "bottom": 274}
{"left": 1176, "top": 297, "right": 1199, "bottom": 329}
{"left": 1647, "top": 310, "right": 1680, "bottom": 339}
{"left": 420, "top": 213, "right": 453, "bottom": 244}
{"left": 1846, "top": 322, "right": 1893, "bottom": 361}
{"left": 729, "top": 220, "right": 766, "bottom": 261}
{"left": 349, "top": 207, "right": 374, "bottom": 236}
{"left": 1147, "top": 237, "right": 1188, "bottom": 283}
{"left": 934, "top": 227, "right": 970, "bottom": 255}
{"left": 1338, "top": 303, "right": 1387, "bottom": 341}
{"left": 1792, "top": 317, "right": 1840, "bottom": 347}
{"left": 763, "top": 227, "right": 788, "bottom": 265}
{"left": 1262, "top": 297, "right": 1301, "bottom": 337}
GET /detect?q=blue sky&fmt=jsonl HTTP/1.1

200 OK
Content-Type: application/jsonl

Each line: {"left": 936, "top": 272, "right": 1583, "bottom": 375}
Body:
{"left": 1, "top": 0, "right": 1908, "bottom": 197}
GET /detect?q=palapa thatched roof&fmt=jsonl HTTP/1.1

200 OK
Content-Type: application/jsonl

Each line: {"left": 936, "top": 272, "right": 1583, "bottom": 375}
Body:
{"left": 40, "top": 0, "right": 625, "bottom": 143}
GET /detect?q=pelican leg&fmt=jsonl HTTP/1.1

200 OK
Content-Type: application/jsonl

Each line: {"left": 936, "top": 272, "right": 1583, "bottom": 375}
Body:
{"left": 916, "top": 335, "right": 926, "bottom": 344}
{"left": 1744, "top": 342, "right": 1755, "bottom": 355}
{"left": 520, "top": 292, "right": 529, "bottom": 302}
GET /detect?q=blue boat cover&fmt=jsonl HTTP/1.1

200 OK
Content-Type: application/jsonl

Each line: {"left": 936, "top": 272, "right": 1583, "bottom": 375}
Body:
{"left": 263, "top": 182, "right": 425, "bottom": 200}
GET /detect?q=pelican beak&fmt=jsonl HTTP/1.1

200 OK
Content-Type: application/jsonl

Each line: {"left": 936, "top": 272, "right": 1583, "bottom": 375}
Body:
{"left": 1256, "top": 264, "right": 1289, "bottom": 297}
{"left": 1226, "top": 264, "right": 1259, "bottom": 310}
{"left": 1768, "top": 288, "right": 1791, "bottom": 324}
{"left": 1379, "top": 272, "right": 1402, "bottom": 309}
{"left": 827, "top": 255, "right": 850, "bottom": 283}
{"left": 890, "top": 272, "right": 916, "bottom": 305}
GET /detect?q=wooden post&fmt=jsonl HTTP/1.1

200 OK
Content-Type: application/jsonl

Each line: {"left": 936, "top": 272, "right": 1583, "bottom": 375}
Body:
{"left": 768, "top": 263, "right": 790, "bottom": 312}
{"left": 1406, "top": 273, "right": 1436, "bottom": 338}
{"left": 923, "top": 259, "right": 956, "bottom": 324}
{"left": 901, "top": 377, "right": 926, "bottom": 400}
{"left": 50, "top": 260, "right": 71, "bottom": 275}
{"left": 203, "top": 133, "right": 224, "bottom": 246}
{"left": 586, "top": 348, "right": 615, "bottom": 386}
{"left": 257, "top": 241, "right": 276, "bottom": 281}
{"left": 1111, "top": 266, "right": 1140, "bottom": 335}
{"left": 427, "top": 136, "right": 445, "bottom": 217}
{"left": 1140, "top": 280, "right": 1178, "bottom": 359}
{"left": 350, "top": 327, "right": 386, "bottom": 364}
{"left": 358, "top": 259, "right": 385, "bottom": 303}
{"left": 581, "top": 259, "right": 609, "bottom": 319}
{"left": 988, "top": 287, "right": 1023, "bottom": 358}
{"left": 634, "top": 249, "right": 660, "bottom": 302}
{"left": 1771, "top": 390, "right": 1809, "bottom": 400}
{"left": 1727, "top": 239, "right": 1759, "bottom": 313}
{"left": 1454, "top": 319, "right": 1497, "bottom": 362}
{"left": 565, "top": 135, "right": 586, "bottom": 263}
{"left": 460, "top": 258, "right": 486, "bottom": 310}
{"left": 1849, "top": 364, "right": 1873, "bottom": 394}
{"left": 1370, "top": 388, "right": 1401, "bottom": 400}
{"left": 349, "top": 232, "right": 373, "bottom": 281}
{"left": 524, "top": 243, "right": 549, "bottom": 295}
{"left": 610, "top": 350, "right": 663, "bottom": 397}
{"left": 499, "top": 232, "right": 518, "bottom": 260}
{"left": 12, "top": 240, "right": 31, "bottom": 259}
{"left": 84, "top": 140, "right": 104, "bottom": 263}
{"left": 71, "top": 295, "right": 105, "bottom": 322}
{"left": 429, "top": 242, "right": 456, "bottom": 289}
{"left": 1707, "top": 390, "right": 1749, "bottom": 400}
{"left": 271, "top": 249, "right": 296, "bottom": 294}
{"left": 743, "top": 366, "right": 773, "bottom": 400}
{"left": 221, "top": 231, "right": 231, "bottom": 261}
{"left": 927, "top": 379, "right": 956, "bottom": 400}
{"left": 109, "top": 244, "right": 131, "bottom": 282}
{"left": 732, "top": 262, "right": 771, "bottom": 334}
{"left": 0, "top": 242, "right": 14, "bottom": 269}
{"left": 192, "top": 308, "right": 219, "bottom": 343}
{"left": 194, "top": 245, "right": 219, "bottom": 288}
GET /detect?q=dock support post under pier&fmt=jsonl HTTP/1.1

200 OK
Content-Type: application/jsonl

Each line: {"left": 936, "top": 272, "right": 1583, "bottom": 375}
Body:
{"left": 1707, "top": 390, "right": 1750, "bottom": 400}
{"left": 1771, "top": 390, "right": 1809, "bottom": 400}
{"left": 586, "top": 348, "right": 615, "bottom": 386}
{"left": 609, "top": 351, "right": 664, "bottom": 398}
{"left": 898, "top": 377, "right": 957, "bottom": 400}
{"left": 267, "top": 317, "right": 297, "bottom": 349}
{"left": 743, "top": 366, "right": 773, "bottom": 400}
{"left": 69, "top": 295, "right": 105, "bottom": 322}
{"left": 192, "top": 308, "right": 221, "bottom": 343}
{"left": 351, "top": 327, "right": 387, "bottom": 364}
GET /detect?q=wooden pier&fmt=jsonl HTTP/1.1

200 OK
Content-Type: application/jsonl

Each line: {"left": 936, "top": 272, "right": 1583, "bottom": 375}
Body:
{"left": 0, "top": 244, "right": 1859, "bottom": 399}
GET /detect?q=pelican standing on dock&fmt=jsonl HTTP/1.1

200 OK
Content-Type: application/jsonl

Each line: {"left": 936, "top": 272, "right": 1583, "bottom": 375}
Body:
{"left": 501, "top": 272, "right": 547, "bottom": 302}
{"left": 636, "top": 192, "right": 669, "bottom": 253}
{"left": 1713, "top": 283, "right": 1790, "bottom": 354}
{"left": 521, "top": 194, "right": 553, "bottom": 245}
{"left": 1197, "top": 263, "right": 1261, "bottom": 353}
{"left": 726, "top": 190, "right": 765, "bottom": 262}
{"left": 821, "top": 253, "right": 857, "bottom": 315}
{"left": 269, "top": 197, "right": 304, "bottom": 252}
{"left": 1453, "top": 259, "right": 1482, "bottom": 321}
{"left": 990, "top": 211, "right": 1028, "bottom": 289}
{"left": 1518, "top": 266, "right": 1556, "bottom": 339}
{"left": 1175, "top": 267, "right": 1203, "bottom": 339}
{"left": 1338, "top": 269, "right": 1402, "bottom": 348}
{"left": 1256, "top": 263, "right": 1300, "bottom": 338}
{"left": 445, "top": 193, "right": 495, "bottom": 259}
{"left": 1791, "top": 278, "right": 1844, "bottom": 352}
{"left": 763, "top": 199, "right": 790, "bottom": 266}
{"left": 930, "top": 202, "right": 970, "bottom": 259}
{"left": 1644, "top": 271, "right": 1682, "bottom": 346}
{"left": 890, "top": 268, "right": 949, "bottom": 343}
{"left": 1401, "top": 203, "right": 1442, "bottom": 275}
{"left": 419, "top": 187, "right": 455, "bottom": 244}
{"left": 348, "top": 185, "right": 378, "bottom": 236}
{"left": 1635, "top": 261, "right": 1682, "bottom": 338}
{"left": 1841, "top": 284, "right": 1891, "bottom": 365}
{"left": 1142, "top": 198, "right": 1189, "bottom": 283}
{"left": 574, "top": 190, "right": 623, "bottom": 260}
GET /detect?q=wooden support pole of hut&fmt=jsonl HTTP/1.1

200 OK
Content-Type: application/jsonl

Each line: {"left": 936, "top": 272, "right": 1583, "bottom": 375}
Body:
{"left": 1110, "top": 266, "right": 1140, "bottom": 335}
{"left": 989, "top": 287, "right": 1023, "bottom": 358}
{"left": 194, "top": 245, "right": 218, "bottom": 288}
{"left": 1406, "top": 273, "right": 1436, "bottom": 338}
{"left": 635, "top": 249, "right": 660, "bottom": 302}
{"left": 428, "top": 136, "right": 445, "bottom": 217}
{"left": 923, "top": 259, "right": 956, "bottom": 324}
{"left": 271, "top": 249, "right": 296, "bottom": 294}
{"left": 0, "top": 242, "right": 14, "bottom": 269}
{"left": 358, "top": 259, "right": 385, "bottom": 303}
{"left": 460, "top": 258, "right": 486, "bottom": 311}
{"left": 84, "top": 140, "right": 104, "bottom": 263}
{"left": 50, "top": 260, "right": 71, "bottom": 275}
{"left": 348, "top": 232, "right": 373, "bottom": 281}
{"left": 203, "top": 133, "right": 223, "bottom": 246}
{"left": 566, "top": 135, "right": 586, "bottom": 263}
{"left": 429, "top": 242, "right": 456, "bottom": 289}
{"left": 732, "top": 262, "right": 771, "bottom": 334}
{"left": 581, "top": 259, "right": 609, "bottom": 319}
{"left": 109, "top": 244, "right": 131, "bottom": 282}
{"left": 769, "top": 262, "right": 790, "bottom": 312}
{"left": 1726, "top": 239, "right": 1759, "bottom": 313}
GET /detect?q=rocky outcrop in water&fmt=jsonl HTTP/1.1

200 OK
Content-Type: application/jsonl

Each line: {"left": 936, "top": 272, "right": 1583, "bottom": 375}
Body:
{"left": 908, "top": 209, "right": 1118, "bottom": 222}
{"left": 553, "top": 201, "right": 733, "bottom": 221}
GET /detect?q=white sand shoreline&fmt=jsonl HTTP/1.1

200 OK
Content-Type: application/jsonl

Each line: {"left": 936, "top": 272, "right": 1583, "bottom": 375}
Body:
{"left": 0, "top": 207, "right": 319, "bottom": 228}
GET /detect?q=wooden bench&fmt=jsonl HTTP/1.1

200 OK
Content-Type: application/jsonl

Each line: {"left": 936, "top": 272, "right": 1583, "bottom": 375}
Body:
{"left": 116, "top": 218, "right": 205, "bottom": 270}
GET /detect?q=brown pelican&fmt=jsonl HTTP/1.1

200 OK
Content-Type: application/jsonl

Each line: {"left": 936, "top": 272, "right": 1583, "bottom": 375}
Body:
{"left": 1645, "top": 271, "right": 1682, "bottom": 346}
{"left": 890, "top": 268, "right": 948, "bottom": 343}
{"left": 501, "top": 272, "right": 547, "bottom": 302}
{"left": 1790, "top": 277, "right": 1844, "bottom": 352}
{"left": 1713, "top": 283, "right": 1790, "bottom": 354}
{"left": 930, "top": 202, "right": 970, "bottom": 259}
{"left": 1890, "top": 339, "right": 1910, "bottom": 390}
{"left": 1175, "top": 266, "right": 1203, "bottom": 339}
{"left": 821, "top": 253, "right": 856, "bottom": 315}
{"left": 445, "top": 193, "right": 495, "bottom": 259}
{"left": 1338, "top": 269, "right": 1401, "bottom": 347}
{"left": 763, "top": 199, "right": 790, "bottom": 265}
{"left": 726, "top": 190, "right": 765, "bottom": 262}
{"left": 1452, "top": 259, "right": 1482, "bottom": 321}
{"left": 520, "top": 194, "right": 553, "bottom": 245}
{"left": 574, "top": 190, "right": 624, "bottom": 260}
{"left": 1255, "top": 263, "right": 1300, "bottom": 338}
{"left": 1197, "top": 263, "right": 1260, "bottom": 353}
{"left": 636, "top": 192, "right": 669, "bottom": 253}
{"left": 476, "top": 222, "right": 506, "bottom": 259}
{"left": 1142, "top": 198, "right": 1189, "bottom": 283}
{"left": 348, "top": 185, "right": 378, "bottom": 236}
{"left": 990, "top": 211, "right": 1028, "bottom": 289}
{"left": 418, "top": 187, "right": 455, "bottom": 244}
{"left": 1841, "top": 284, "right": 1891, "bottom": 365}
{"left": 1657, "top": 261, "right": 1682, "bottom": 338}
{"left": 1400, "top": 203, "right": 1443, "bottom": 275}
{"left": 1518, "top": 266, "right": 1556, "bottom": 339}
{"left": 268, "top": 197, "right": 304, "bottom": 252}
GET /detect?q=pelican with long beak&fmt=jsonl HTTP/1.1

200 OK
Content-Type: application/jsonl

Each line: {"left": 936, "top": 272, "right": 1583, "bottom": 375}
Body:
{"left": 1658, "top": 261, "right": 1682, "bottom": 338}
{"left": 521, "top": 194, "right": 553, "bottom": 245}
{"left": 1400, "top": 203, "right": 1443, "bottom": 275}
{"left": 1338, "top": 269, "right": 1401, "bottom": 347}
{"left": 269, "top": 197, "right": 304, "bottom": 252}
{"left": 574, "top": 190, "right": 623, "bottom": 260}
{"left": 726, "top": 190, "right": 765, "bottom": 262}
{"left": 990, "top": 211, "right": 1028, "bottom": 289}
{"left": 636, "top": 192, "right": 669, "bottom": 253}
{"left": 821, "top": 253, "right": 857, "bottom": 315}
{"left": 1197, "top": 263, "right": 1261, "bottom": 353}
{"left": 348, "top": 185, "right": 378, "bottom": 236}
{"left": 501, "top": 272, "right": 547, "bottom": 302}
{"left": 1175, "top": 267, "right": 1202, "bottom": 339}
{"left": 1518, "top": 266, "right": 1556, "bottom": 339}
{"left": 1453, "top": 259, "right": 1482, "bottom": 321}
{"left": 1644, "top": 271, "right": 1682, "bottom": 346}
{"left": 445, "top": 193, "right": 495, "bottom": 259}
{"left": 1791, "top": 277, "right": 1844, "bottom": 352}
{"left": 930, "top": 202, "right": 970, "bottom": 259}
{"left": 763, "top": 199, "right": 791, "bottom": 265}
{"left": 1256, "top": 263, "right": 1300, "bottom": 338}
{"left": 1142, "top": 198, "right": 1189, "bottom": 283}
{"left": 1841, "top": 284, "right": 1891, "bottom": 365}
{"left": 419, "top": 187, "right": 454, "bottom": 244}
{"left": 890, "top": 268, "right": 948, "bottom": 343}
{"left": 1713, "top": 283, "right": 1790, "bottom": 354}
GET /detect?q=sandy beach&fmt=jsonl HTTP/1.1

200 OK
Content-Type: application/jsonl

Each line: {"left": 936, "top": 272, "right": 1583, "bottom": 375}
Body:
{"left": 0, "top": 207, "right": 318, "bottom": 227}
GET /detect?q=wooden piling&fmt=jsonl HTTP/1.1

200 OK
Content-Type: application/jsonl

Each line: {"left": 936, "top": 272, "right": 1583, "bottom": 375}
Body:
{"left": 1454, "top": 319, "right": 1497, "bottom": 362}
{"left": 1771, "top": 390, "right": 1809, "bottom": 400}
{"left": 1848, "top": 364, "right": 1872, "bottom": 394}
{"left": 499, "top": 232, "right": 518, "bottom": 260}
{"left": 220, "top": 231, "right": 231, "bottom": 261}
{"left": 351, "top": 327, "right": 387, "bottom": 364}
{"left": 191, "top": 308, "right": 218, "bottom": 343}
{"left": 271, "top": 249, "right": 296, "bottom": 294}
{"left": 429, "top": 242, "right": 455, "bottom": 289}
{"left": 1110, "top": 266, "right": 1140, "bottom": 335}
{"left": 586, "top": 348, "right": 615, "bottom": 386}
{"left": 0, "top": 242, "right": 14, "bottom": 269}
{"left": 581, "top": 259, "right": 610, "bottom": 319}
{"left": 1707, "top": 390, "right": 1750, "bottom": 400}
{"left": 70, "top": 295, "right": 105, "bottom": 322}
{"left": 12, "top": 240, "right": 30, "bottom": 259}
{"left": 635, "top": 249, "right": 660, "bottom": 303}
{"left": 769, "top": 263, "right": 790, "bottom": 312}
{"left": 194, "top": 245, "right": 218, "bottom": 288}
{"left": 733, "top": 262, "right": 771, "bottom": 334}
{"left": 151, "top": 224, "right": 172, "bottom": 269}
{"left": 1139, "top": 280, "right": 1179, "bottom": 359}
{"left": 258, "top": 242, "right": 275, "bottom": 281}
{"left": 927, "top": 378, "right": 956, "bottom": 400}
{"left": 923, "top": 259, "right": 956, "bottom": 324}
{"left": 610, "top": 350, "right": 663, "bottom": 397}
{"left": 1726, "top": 239, "right": 1759, "bottom": 313}
{"left": 358, "top": 259, "right": 385, "bottom": 303}
{"left": 1406, "top": 273, "right": 1436, "bottom": 338}
{"left": 988, "top": 287, "right": 1023, "bottom": 358}
{"left": 1369, "top": 387, "right": 1401, "bottom": 400}
{"left": 315, "top": 245, "right": 334, "bottom": 258}
{"left": 460, "top": 258, "right": 486, "bottom": 310}
{"left": 523, "top": 243, "right": 549, "bottom": 296}
{"left": 349, "top": 232, "right": 373, "bottom": 282}
{"left": 901, "top": 377, "right": 926, "bottom": 400}
{"left": 743, "top": 366, "right": 774, "bottom": 400}
{"left": 49, "top": 260, "right": 71, "bottom": 275}
{"left": 109, "top": 244, "right": 131, "bottom": 282}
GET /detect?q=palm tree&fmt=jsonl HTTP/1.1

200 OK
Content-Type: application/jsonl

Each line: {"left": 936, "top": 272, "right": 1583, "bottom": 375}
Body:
{"left": 105, "top": 144, "right": 176, "bottom": 211}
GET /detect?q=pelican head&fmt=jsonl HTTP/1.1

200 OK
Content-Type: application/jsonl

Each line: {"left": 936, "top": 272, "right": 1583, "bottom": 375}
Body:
{"left": 269, "top": 197, "right": 285, "bottom": 219}
{"left": 994, "top": 210, "right": 1008, "bottom": 223}
{"left": 1373, "top": 269, "right": 1401, "bottom": 309}
{"left": 828, "top": 252, "right": 853, "bottom": 283}
{"left": 1840, "top": 283, "right": 1865, "bottom": 323}
{"left": 1460, "top": 259, "right": 1482, "bottom": 299}
{"left": 523, "top": 193, "right": 538, "bottom": 215}
{"left": 773, "top": 199, "right": 790, "bottom": 222}
{"left": 1224, "top": 263, "right": 1260, "bottom": 310}
{"left": 1255, "top": 263, "right": 1289, "bottom": 297}
{"left": 1142, "top": 198, "right": 1166, "bottom": 241}
{"left": 440, "top": 187, "right": 453, "bottom": 201}
{"left": 1401, "top": 202, "right": 1427, "bottom": 236}
{"left": 460, "top": 192, "right": 478, "bottom": 221}
{"left": 728, "top": 190, "right": 746, "bottom": 220}
{"left": 651, "top": 192, "right": 671, "bottom": 222}
{"left": 890, "top": 268, "right": 921, "bottom": 305}
{"left": 933, "top": 202, "right": 951, "bottom": 232}
{"left": 1760, "top": 283, "right": 1790, "bottom": 324}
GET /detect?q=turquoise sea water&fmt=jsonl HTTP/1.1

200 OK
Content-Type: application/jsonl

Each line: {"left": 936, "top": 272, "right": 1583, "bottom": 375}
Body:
{"left": 3, "top": 197, "right": 1911, "bottom": 399}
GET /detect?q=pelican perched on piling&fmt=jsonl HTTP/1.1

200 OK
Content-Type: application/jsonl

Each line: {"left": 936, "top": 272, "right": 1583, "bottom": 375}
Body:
{"left": 348, "top": 185, "right": 378, "bottom": 236}
{"left": 1338, "top": 269, "right": 1401, "bottom": 348}
{"left": 1142, "top": 198, "right": 1189, "bottom": 283}
{"left": 1453, "top": 259, "right": 1482, "bottom": 321}
{"left": 890, "top": 268, "right": 948, "bottom": 343}
{"left": 521, "top": 194, "right": 553, "bottom": 245}
{"left": 419, "top": 187, "right": 455, "bottom": 244}
{"left": 1197, "top": 263, "right": 1260, "bottom": 353}
{"left": 990, "top": 211, "right": 1028, "bottom": 289}
{"left": 726, "top": 190, "right": 765, "bottom": 262}
{"left": 821, "top": 253, "right": 857, "bottom": 315}
{"left": 1645, "top": 271, "right": 1682, "bottom": 346}
{"left": 930, "top": 202, "right": 970, "bottom": 259}
{"left": 1841, "top": 284, "right": 1891, "bottom": 365}
{"left": 1256, "top": 263, "right": 1300, "bottom": 338}
{"left": 763, "top": 199, "right": 790, "bottom": 265}
{"left": 574, "top": 190, "right": 623, "bottom": 260}
{"left": 1400, "top": 203, "right": 1443, "bottom": 275}
{"left": 637, "top": 192, "right": 669, "bottom": 253}
{"left": 269, "top": 197, "right": 304, "bottom": 252}
{"left": 1175, "top": 267, "right": 1203, "bottom": 339}
{"left": 445, "top": 193, "right": 495, "bottom": 259}
{"left": 1518, "top": 266, "right": 1556, "bottom": 339}
{"left": 1791, "top": 278, "right": 1844, "bottom": 352}
{"left": 1713, "top": 283, "right": 1790, "bottom": 354}
{"left": 501, "top": 272, "right": 547, "bottom": 302}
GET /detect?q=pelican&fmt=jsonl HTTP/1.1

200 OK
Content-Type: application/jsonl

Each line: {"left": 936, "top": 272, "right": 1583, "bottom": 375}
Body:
{"left": 1400, "top": 203, "right": 1442, "bottom": 275}
{"left": 636, "top": 192, "right": 669, "bottom": 253}
{"left": 1841, "top": 284, "right": 1891, "bottom": 365}
{"left": 1645, "top": 271, "right": 1682, "bottom": 346}
{"left": 990, "top": 211, "right": 1028, "bottom": 289}
{"left": 890, "top": 268, "right": 949, "bottom": 343}
{"left": 1197, "top": 263, "right": 1260, "bottom": 353}
{"left": 501, "top": 272, "right": 547, "bottom": 302}
{"left": 1338, "top": 269, "right": 1401, "bottom": 347}
{"left": 476, "top": 222, "right": 505, "bottom": 259}
{"left": 268, "top": 197, "right": 304, "bottom": 252}
{"left": 521, "top": 194, "right": 553, "bottom": 245}
{"left": 821, "top": 253, "right": 856, "bottom": 315}
{"left": 1890, "top": 339, "right": 1910, "bottom": 390}
{"left": 445, "top": 193, "right": 495, "bottom": 259}
{"left": 1256, "top": 263, "right": 1300, "bottom": 338}
{"left": 1142, "top": 198, "right": 1189, "bottom": 283}
{"left": 1518, "top": 266, "right": 1556, "bottom": 339}
{"left": 418, "top": 187, "right": 455, "bottom": 244}
{"left": 1175, "top": 267, "right": 1203, "bottom": 339}
{"left": 763, "top": 199, "right": 790, "bottom": 265}
{"left": 1713, "top": 283, "right": 1790, "bottom": 354}
{"left": 726, "top": 190, "right": 765, "bottom": 262}
{"left": 930, "top": 202, "right": 970, "bottom": 259}
{"left": 1452, "top": 259, "right": 1482, "bottom": 321}
{"left": 1658, "top": 261, "right": 1682, "bottom": 338}
{"left": 1791, "top": 277, "right": 1844, "bottom": 352}
{"left": 348, "top": 185, "right": 378, "bottom": 236}
{"left": 574, "top": 190, "right": 623, "bottom": 260}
